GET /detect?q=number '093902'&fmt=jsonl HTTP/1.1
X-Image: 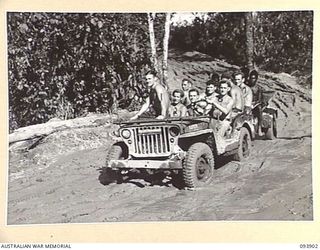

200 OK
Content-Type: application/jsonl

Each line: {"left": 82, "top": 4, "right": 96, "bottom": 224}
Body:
{"left": 300, "top": 244, "right": 318, "bottom": 248}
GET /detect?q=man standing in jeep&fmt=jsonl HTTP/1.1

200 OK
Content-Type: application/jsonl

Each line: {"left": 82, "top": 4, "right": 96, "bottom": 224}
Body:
{"left": 130, "top": 70, "right": 170, "bottom": 120}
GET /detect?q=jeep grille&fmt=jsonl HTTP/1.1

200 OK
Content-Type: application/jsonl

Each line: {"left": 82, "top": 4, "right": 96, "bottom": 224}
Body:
{"left": 132, "top": 126, "right": 171, "bottom": 156}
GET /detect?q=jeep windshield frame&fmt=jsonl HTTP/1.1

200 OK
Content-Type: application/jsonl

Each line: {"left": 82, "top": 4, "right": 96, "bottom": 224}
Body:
{"left": 113, "top": 116, "right": 211, "bottom": 125}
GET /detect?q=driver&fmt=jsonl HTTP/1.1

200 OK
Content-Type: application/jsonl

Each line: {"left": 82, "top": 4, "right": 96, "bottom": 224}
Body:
{"left": 186, "top": 89, "right": 208, "bottom": 116}
{"left": 130, "top": 70, "right": 170, "bottom": 120}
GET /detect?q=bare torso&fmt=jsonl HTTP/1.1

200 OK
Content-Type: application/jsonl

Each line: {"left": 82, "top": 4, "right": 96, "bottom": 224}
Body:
{"left": 230, "top": 85, "right": 243, "bottom": 111}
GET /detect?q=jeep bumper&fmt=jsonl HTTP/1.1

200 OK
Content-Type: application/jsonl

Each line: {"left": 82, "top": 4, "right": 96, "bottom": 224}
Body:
{"left": 108, "top": 159, "right": 183, "bottom": 169}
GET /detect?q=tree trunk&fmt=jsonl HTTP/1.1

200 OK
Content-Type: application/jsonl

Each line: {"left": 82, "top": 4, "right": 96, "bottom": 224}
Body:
{"left": 147, "top": 13, "right": 159, "bottom": 73}
{"left": 245, "top": 12, "right": 255, "bottom": 71}
{"left": 9, "top": 111, "right": 133, "bottom": 144}
{"left": 162, "top": 12, "right": 171, "bottom": 87}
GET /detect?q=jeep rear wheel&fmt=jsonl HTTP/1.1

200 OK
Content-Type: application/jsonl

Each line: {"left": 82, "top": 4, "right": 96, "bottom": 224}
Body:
{"left": 183, "top": 142, "right": 215, "bottom": 188}
{"left": 233, "top": 127, "right": 251, "bottom": 161}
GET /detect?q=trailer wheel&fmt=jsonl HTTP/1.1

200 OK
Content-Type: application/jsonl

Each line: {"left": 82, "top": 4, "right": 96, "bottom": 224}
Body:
{"left": 265, "top": 115, "right": 277, "bottom": 140}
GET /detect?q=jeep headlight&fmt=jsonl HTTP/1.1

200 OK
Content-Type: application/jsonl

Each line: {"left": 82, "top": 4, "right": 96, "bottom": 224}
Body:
{"left": 121, "top": 129, "right": 131, "bottom": 139}
{"left": 169, "top": 126, "right": 180, "bottom": 137}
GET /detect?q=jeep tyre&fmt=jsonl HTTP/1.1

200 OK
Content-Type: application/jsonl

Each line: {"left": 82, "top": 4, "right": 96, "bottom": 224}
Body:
{"left": 103, "top": 144, "right": 124, "bottom": 184}
{"left": 183, "top": 142, "right": 215, "bottom": 188}
{"left": 265, "top": 115, "right": 277, "bottom": 140}
{"left": 234, "top": 127, "right": 251, "bottom": 161}
{"left": 106, "top": 144, "right": 124, "bottom": 163}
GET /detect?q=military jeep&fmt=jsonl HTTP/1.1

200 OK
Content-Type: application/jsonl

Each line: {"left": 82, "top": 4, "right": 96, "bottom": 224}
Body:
{"left": 105, "top": 115, "right": 255, "bottom": 188}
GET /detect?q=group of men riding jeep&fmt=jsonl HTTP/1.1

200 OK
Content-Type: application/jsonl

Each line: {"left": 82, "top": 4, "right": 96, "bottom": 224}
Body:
{"left": 130, "top": 69, "right": 261, "bottom": 137}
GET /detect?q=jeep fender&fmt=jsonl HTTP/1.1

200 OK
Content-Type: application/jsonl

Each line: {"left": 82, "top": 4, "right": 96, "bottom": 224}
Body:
{"left": 178, "top": 130, "right": 217, "bottom": 156}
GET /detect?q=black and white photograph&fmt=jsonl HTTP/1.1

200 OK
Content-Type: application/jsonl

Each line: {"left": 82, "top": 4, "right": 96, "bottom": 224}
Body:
{"left": 7, "top": 10, "right": 313, "bottom": 225}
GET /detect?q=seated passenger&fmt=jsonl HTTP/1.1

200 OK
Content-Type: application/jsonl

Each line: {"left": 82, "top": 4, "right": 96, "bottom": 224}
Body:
{"left": 186, "top": 89, "right": 208, "bottom": 116}
{"left": 233, "top": 71, "right": 253, "bottom": 114}
{"left": 168, "top": 89, "right": 187, "bottom": 117}
{"left": 206, "top": 80, "right": 234, "bottom": 138}
{"left": 181, "top": 78, "right": 192, "bottom": 106}
{"left": 221, "top": 72, "right": 243, "bottom": 114}
{"left": 199, "top": 80, "right": 218, "bottom": 102}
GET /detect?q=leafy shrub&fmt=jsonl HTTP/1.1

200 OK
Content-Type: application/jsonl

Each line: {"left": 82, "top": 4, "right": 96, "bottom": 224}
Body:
{"left": 8, "top": 13, "right": 151, "bottom": 130}
{"left": 171, "top": 11, "right": 313, "bottom": 76}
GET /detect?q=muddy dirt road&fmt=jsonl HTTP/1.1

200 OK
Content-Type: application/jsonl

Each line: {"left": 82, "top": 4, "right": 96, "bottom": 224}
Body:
{"left": 7, "top": 52, "right": 312, "bottom": 224}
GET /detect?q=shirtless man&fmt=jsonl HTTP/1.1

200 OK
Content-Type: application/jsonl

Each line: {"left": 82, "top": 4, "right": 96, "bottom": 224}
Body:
{"left": 207, "top": 80, "right": 234, "bottom": 137}
{"left": 181, "top": 78, "right": 192, "bottom": 106}
{"left": 130, "top": 70, "right": 170, "bottom": 120}
{"left": 233, "top": 71, "right": 253, "bottom": 114}
{"left": 168, "top": 89, "right": 187, "bottom": 117}
{"left": 221, "top": 72, "right": 243, "bottom": 113}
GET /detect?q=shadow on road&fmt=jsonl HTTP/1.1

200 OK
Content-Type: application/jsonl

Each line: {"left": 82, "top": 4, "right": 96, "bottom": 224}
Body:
{"left": 98, "top": 167, "right": 185, "bottom": 190}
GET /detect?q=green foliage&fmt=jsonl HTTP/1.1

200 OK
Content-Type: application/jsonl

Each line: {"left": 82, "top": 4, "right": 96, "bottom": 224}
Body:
{"left": 254, "top": 11, "right": 313, "bottom": 74}
{"left": 8, "top": 13, "right": 150, "bottom": 130}
{"left": 8, "top": 11, "right": 313, "bottom": 130}
{"left": 171, "top": 11, "right": 313, "bottom": 76}
{"left": 171, "top": 12, "right": 246, "bottom": 64}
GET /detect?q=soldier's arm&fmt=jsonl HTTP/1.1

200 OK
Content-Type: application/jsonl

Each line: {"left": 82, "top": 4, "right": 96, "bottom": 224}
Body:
{"left": 246, "top": 87, "right": 253, "bottom": 108}
{"left": 204, "top": 103, "right": 213, "bottom": 115}
{"left": 180, "top": 105, "right": 188, "bottom": 117}
{"left": 212, "top": 98, "right": 234, "bottom": 115}
{"left": 130, "top": 97, "right": 150, "bottom": 120}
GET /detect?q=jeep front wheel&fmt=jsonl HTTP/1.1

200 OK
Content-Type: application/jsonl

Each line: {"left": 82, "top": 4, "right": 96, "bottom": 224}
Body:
{"left": 233, "top": 127, "right": 251, "bottom": 161}
{"left": 103, "top": 144, "right": 124, "bottom": 184}
{"left": 106, "top": 144, "right": 124, "bottom": 164}
{"left": 183, "top": 142, "right": 215, "bottom": 188}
